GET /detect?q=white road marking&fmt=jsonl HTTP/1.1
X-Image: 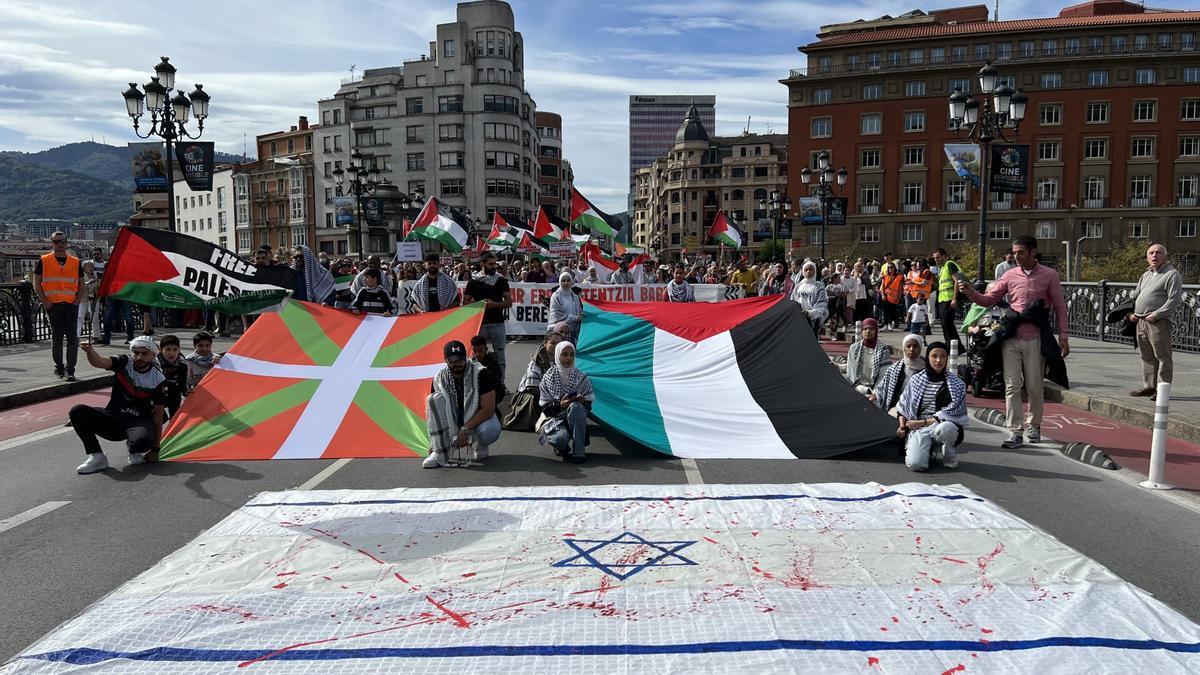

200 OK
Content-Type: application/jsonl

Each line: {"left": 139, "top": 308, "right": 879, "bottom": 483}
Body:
{"left": 681, "top": 458, "right": 704, "bottom": 485}
{"left": 0, "top": 501, "right": 70, "bottom": 534}
{"left": 0, "top": 426, "right": 73, "bottom": 454}
{"left": 295, "top": 458, "right": 353, "bottom": 491}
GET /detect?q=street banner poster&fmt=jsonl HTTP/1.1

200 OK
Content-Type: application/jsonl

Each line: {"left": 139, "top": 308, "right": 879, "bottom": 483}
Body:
{"left": 332, "top": 196, "right": 355, "bottom": 227}
{"left": 174, "top": 141, "right": 215, "bottom": 192}
{"left": 129, "top": 142, "right": 169, "bottom": 193}
{"left": 395, "top": 241, "right": 423, "bottom": 262}
{"left": 944, "top": 143, "right": 982, "bottom": 187}
{"left": 399, "top": 281, "right": 743, "bottom": 336}
{"left": 798, "top": 197, "right": 823, "bottom": 225}
{"left": 364, "top": 197, "right": 384, "bottom": 225}
{"left": 751, "top": 219, "right": 773, "bottom": 242}
{"left": 991, "top": 143, "right": 1030, "bottom": 194}
{"left": 548, "top": 240, "right": 575, "bottom": 259}
{"left": 827, "top": 197, "right": 848, "bottom": 226}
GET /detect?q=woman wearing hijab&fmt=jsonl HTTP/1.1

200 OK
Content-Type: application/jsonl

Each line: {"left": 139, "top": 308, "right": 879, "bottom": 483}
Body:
{"left": 548, "top": 272, "right": 584, "bottom": 343}
{"left": 503, "top": 330, "right": 563, "bottom": 431}
{"left": 874, "top": 333, "right": 926, "bottom": 413}
{"left": 896, "top": 341, "right": 969, "bottom": 472}
{"left": 538, "top": 341, "right": 595, "bottom": 463}
{"left": 790, "top": 261, "right": 828, "bottom": 337}
{"left": 844, "top": 318, "right": 891, "bottom": 399}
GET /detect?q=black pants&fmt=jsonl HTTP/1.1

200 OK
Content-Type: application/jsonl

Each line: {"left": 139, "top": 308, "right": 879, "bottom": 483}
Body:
{"left": 937, "top": 301, "right": 961, "bottom": 349}
{"left": 69, "top": 405, "right": 156, "bottom": 455}
{"left": 48, "top": 303, "right": 79, "bottom": 372}
{"left": 854, "top": 298, "right": 872, "bottom": 323}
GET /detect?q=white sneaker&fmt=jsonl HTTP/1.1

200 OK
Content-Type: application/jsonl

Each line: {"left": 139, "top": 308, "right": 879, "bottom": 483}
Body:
{"left": 422, "top": 451, "right": 447, "bottom": 469}
{"left": 76, "top": 453, "right": 109, "bottom": 474}
{"left": 943, "top": 450, "right": 959, "bottom": 469}
{"left": 1025, "top": 426, "right": 1042, "bottom": 443}
{"left": 472, "top": 446, "right": 489, "bottom": 461}
{"left": 127, "top": 452, "right": 146, "bottom": 466}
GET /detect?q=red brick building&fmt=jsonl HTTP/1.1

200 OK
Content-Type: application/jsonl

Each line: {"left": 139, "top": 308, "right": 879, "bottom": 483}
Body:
{"left": 233, "top": 116, "right": 317, "bottom": 256}
{"left": 783, "top": 0, "right": 1200, "bottom": 272}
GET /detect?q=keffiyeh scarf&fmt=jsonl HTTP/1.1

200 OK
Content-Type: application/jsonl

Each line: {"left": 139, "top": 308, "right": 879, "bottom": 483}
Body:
{"left": 414, "top": 272, "right": 459, "bottom": 311}
{"left": 300, "top": 245, "right": 335, "bottom": 304}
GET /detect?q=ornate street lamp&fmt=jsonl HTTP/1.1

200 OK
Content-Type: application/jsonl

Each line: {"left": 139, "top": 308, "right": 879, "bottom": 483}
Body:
{"left": 121, "top": 57, "right": 210, "bottom": 232}
{"left": 799, "top": 151, "right": 847, "bottom": 261}
{"left": 758, "top": 189, "right": 792, "bottom": 263}
{"left": 333, "top": 150, "right": 380, "bottom": 255}
{"left": 948, "top": 61, "right": 1029, "bottom": 285}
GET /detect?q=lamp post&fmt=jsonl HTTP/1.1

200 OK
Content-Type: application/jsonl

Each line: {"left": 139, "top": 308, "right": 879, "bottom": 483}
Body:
{"left": 122, "top": 57, "right": 211, "bottom": 232}
{"left": 799, "top": 151, "right": 847, "bottom": 262}
{"left": 332, "top": 151, "right": 380, "bottom": 256}
{"left": 757, "top": 190, "right": 792, "bottom": 263}
{"left": 948, "top": 61, "right": 1029, "bottom": 285}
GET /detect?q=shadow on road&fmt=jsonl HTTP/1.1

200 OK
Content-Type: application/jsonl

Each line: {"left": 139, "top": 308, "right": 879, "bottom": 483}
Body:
{"left": 103, "top": 460, "right": 264, "bottom": 500}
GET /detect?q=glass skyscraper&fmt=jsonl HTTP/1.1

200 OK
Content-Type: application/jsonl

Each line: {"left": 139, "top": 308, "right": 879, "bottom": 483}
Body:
{"left": 628, "top": 95, "right": 716, "bottom": 208}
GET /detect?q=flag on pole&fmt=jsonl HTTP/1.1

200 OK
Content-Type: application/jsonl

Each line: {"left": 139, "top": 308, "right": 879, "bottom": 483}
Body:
{"left": 98, "top": 226, "right": 293, "bottom": 314}
{"left": 159, "top": 300, "right": 485, "bottom": 461}
{"left": 401, "top": 218, "right": 414, "bottom": 240}
{"left": 410, "top": 197, "right": 468, "bottom": 252}
{"left": 473, "top": 235, "right": 488, "bottom": 256}
{"left": 708, "top": 210, "right": 743, "bottom": 250}
{"left": 533, "top": 206, "right": 565, "bottom": 243}
{"left": 582, "top": 242, "right": 647, "bottom": 283}
{"left": 487, "top": 214, "right": 517, "bottom": 250}
{"left": 570, "top": 188, "right": 620, "bottom": 238}
{"left": 333, "top": 274, "right": 353, "bottom": 295}
{"left": 615, "top": 242, "right": 646, "bottom": 257}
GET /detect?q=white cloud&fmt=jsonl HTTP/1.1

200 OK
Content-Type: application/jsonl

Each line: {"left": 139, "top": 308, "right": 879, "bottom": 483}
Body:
{"left": 0, "top": 1, "right": 151, "bottom": 36}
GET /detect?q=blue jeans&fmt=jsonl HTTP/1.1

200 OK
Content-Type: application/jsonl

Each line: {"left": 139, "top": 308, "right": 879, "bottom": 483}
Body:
{"left": 481, "top": 322, "right": 506, "bottom": 380}
{"left": 547, "top": 402, "right": 588, "bottom": 458}
{"left": 103, "top": 299, "right": 133, "bottom": 342}
{"left": 471, "top": 414, "right": 502, "bottom": 452}
{"left": 905, "top": 421, "right": 959, "bottom": 472}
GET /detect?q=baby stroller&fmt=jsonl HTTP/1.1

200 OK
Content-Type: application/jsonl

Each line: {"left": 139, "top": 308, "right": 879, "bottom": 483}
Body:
{"left": 960, "top": 306, "right": 1005, "bottom": 398}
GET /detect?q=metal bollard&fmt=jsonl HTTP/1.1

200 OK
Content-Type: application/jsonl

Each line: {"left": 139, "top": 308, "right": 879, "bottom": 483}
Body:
{"left": 853, "top": 320, "right": 861, "bottom": 344}
{"left": 949, "top": 339, "right": 960, "bottom": 372}
{"left": 1140, "top": 381, "right": 1173, "bottom": 490}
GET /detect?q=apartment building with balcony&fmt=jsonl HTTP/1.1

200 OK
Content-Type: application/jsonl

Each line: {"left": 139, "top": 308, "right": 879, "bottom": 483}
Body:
{"left": 312, "top": 0, "right": 541, "bottom": 256}
{"left": 632, "top": 104, "right": 788, "bottom": 261}
{"left": 782, "top": 0, "right": 1200, "bottom": 269}
{"left": 232, "top": 118, "right": 316, "bottom": 257}
{"left": 172, "top": 166, "right": 235, "bottom": 250}
{"left": 535, "top": 111, "right": 570, "bottom": 217}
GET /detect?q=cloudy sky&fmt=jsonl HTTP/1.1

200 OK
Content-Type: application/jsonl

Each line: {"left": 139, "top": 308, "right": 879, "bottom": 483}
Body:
{"left": 0, "top": 0, "right": 1047, "bottom": 212}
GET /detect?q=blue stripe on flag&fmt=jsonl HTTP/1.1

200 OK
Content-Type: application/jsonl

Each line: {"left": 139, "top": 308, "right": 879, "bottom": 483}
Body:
{"left": 22, "top": 637, "right": 1200, "bottom": 665}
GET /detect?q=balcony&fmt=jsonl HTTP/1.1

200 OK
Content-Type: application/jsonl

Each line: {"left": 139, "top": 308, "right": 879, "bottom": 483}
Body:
{"left": 1082, "top": 198, "right": 1107, "bottom": 208}
{"left": 901, "top": 203, "right": 924, "bottom": 213}
{"left": 1178, "top": 197, "right": 1198, "bottom": 207}
{"left": 944, "top": 201, "right": 968, "bottom": 212}
{"left": 990, "top": 199, "right": 1014, "bottom": 211}
{"left": 859, "top": 205, "right": 879, "bottom": 214}
{"left": 1036, "top": 198, "right": 1060, "bottom": 209}
{"left": 1128, "top": 197, "right": 1151, "bottom": 208}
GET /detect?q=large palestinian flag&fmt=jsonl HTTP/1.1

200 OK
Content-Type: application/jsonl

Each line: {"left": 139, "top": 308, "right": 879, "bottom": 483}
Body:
{"left": 411, "top": 197, "right": 468, "bottom": 252}
{"left": 97, "top": 226, "right": 293, "bottom": 314}
{"left": 159, "top": 300, "right": 483, "bottom": 461}
{"left": 581, "top": 242, "right": 647, "bottom": 283}
{"left": 570, "top": 188, "right": 620, "bottom": 238}
{"left": 578, "top": 296, "right": 896, "bottom": 459}
{"left": 532, "top": 206, "right": 566, "bottom": 242}
{"left": 708, "top": 210, "right": 743, "bottom": 249}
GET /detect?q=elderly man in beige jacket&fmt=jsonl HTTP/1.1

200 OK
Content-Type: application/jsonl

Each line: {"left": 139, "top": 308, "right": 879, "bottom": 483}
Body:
{"left": 1128, "top": 243, "right": 1183, "bottom": 400}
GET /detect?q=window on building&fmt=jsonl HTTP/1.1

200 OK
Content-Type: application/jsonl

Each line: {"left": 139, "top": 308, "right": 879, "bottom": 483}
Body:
{"left": 944, "top": 223, "right": 966, "bottom": 240}
{"left": 405, "top": 125, "right": 422, "bottom": 144}
{"left": 1039, "top": 103, "right": 1062, "bottom": 125}
{"left": 907, "top": 48, "right": 924, "bottom": 65}
{"left": 945, "top": 180, "right": 967, "bottom": 205}
{"left": 1159, "top": 33, "right": 1173, "bottom": 50}
{"left": 1130, "top": 175, "right": 1152, "bottom": 199}
{"left": 1175, "top": 173, "right": 1196, "bottom": 199}
{"left": 859, "top": 183, "right": 880, "bottom": 207}
{"left": 731, "top": 167, "right": 745, "bottom": 178}
{"left": 818, "top": 56, "right": 832, "bottom": 72}
{"left": 1128, "top": 219, "right": 1150, "bottom": 239}
{"left": 1086, "top": 102, "right": 1110, "bottom": 123}
{"left": 846, "top": 54, "right": 860, "bottom": 71}
{"left": 1019, "top": 41, "right": 1035, "bottom": 57}
{"left": 860, "top": 148, "right": 881, "bottom": 168}
{"left": 483, "top": 95, "right": 520, "bottom": 113}
{"left": 888, "top": 50, "right": 902, "bottom": 66}
{"left": 1133, "top": 100, "right": 1157, "bottom": 122}
{"left": 930, "top": 47, "right": 946, "bottom": 63}
{"left": 1131, "top": 137, "right": 1155, "bottom": 158}
{"left": 866, "top": 52, "right": 881, "bottom": 68}
{"left": 1135, "top": 34, "right": 1151, "bottom": 52}
{"left": 1181, "top": 137, "right": 1200, "bottom": 157}
{"left": 901, "top": 223, "right": 923, "bottom": 241}
{"left": 1030, "top": 221, "right": 1055, "bottom": 240}
{"left": 813, "top": 88, "right": 832, "bottom": 104}
{"left": 1085, "top": 176, "right": 1106, "bottom": 200}
{"left": 1037, "top": 178, "right": 1059, "bottom": 203}
{"left": 1037, "top": 140, "right": 1061, "bottom": 161}
{"left": 974, "top": 44, "right": 989, "bottom": 61}
{"left": 1186, "top": 67, "right": 1200, "bottom": 83}
{"left": 858, "top": 225, "right": 879, "bottom": 243}
{"left": 238, "top": 230, "right": 251, "bottom": 250}
{"left": 810, "top": 117, "right": 832, "bottom": 138}
{"left": 1184, "top": 32, "right": 1198, "bottom": 51}
{"left": 1177, "top": 219, "right": 1198, "bottom": 238}
{"left": 407, "top": 153, "right": 424, "bottom": 171}
{"left": 1182, "top": 100, "right": 1200, "bottom": 120}
{"left": 1087, "top": 36, "right": 1104, "bottom": 54}
{"left": 903, "top": 111, "right": 925, "bottom": 132}
{"left": 440, "top": 178, "right": 466, "bottom": 196}
{"left": 860, "top": 113, "right": 882, "bottom": 135}
{"left": 989, "top": 222, "right": 1012, "bottom": 240}
{"left": 903, "top": 146, "right": 924, "bottom": 165}
{"left": 862, "top": 84, "right": 882, "bottom": 100}
{"left": 1112, "top": 35, "right": 1127, "bottom": 53}
{"left": 438, "top": 96, "right": 462, "bottom": 113}
{"left": 1040, "top": 72, "right": 1062, "bottom": 88}
{"left": 902, "top": 182, "right": 923, "bottom": 206}
{"left": 1065, "top": 38, "right": 1081, "bottom": 55}
{"left": 443, "top": 39, "right": 456, "bottom": 57}
{"left": 1084, "top": 139, "right": 1108, "bottom": 159}
{"left": 952, "top": 45, "right": 968, "bottom": 62}
{"left": 1135, "top": 68, "right": 1156, "bottom": 84}
{"left": 1082, "top": 220, "right": 1104, "bottom": 238}
{"left": 1087, "top": 70, "right": 1109, "bottom": 86}
{"left": 904, "top": 81, "right": 926, "bottom": 96}
{"left": 405, "top": 97, "right": 423, "bottom": 115}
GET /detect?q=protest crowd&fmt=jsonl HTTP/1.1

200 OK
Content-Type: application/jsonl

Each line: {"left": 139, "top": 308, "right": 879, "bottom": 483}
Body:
{"left": 40, "top": 229, "right": 1182, "bottom": 477}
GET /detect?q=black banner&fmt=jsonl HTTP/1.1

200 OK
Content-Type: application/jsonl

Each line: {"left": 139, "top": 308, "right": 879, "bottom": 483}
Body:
{"left": 827, "top": 197, "right": 848, "bottom": 226}
{"left": 364, "top": 197, "right": 384, "bottom": 226}
{"left": 990, "top": 144, "right": 1029, "bottom": 194}
{"left": 175, "top": 141, "right": 215, "bottom": 192}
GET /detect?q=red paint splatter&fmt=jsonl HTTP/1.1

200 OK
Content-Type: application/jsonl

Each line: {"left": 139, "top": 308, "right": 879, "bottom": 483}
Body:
{"left": 275, "top": 572, "right": 298, "bottom": 577}
{"left": 271, "top": 582, "right": 287, "bottom": 589}
{"left": 941, "top": 557, "right": 968, "bottom": 564}
{"left": 931, "top": 578, "right": 943, "bottom": 584}
{"left": 942, "top": 666, "right": 966, "bottom": 675}
{"left": 563, "top": 533, "right": 576, "bottom": 537}
{"left": 867, "top": 656, "right": 881, "bottom": 667}
{"left": 980, "top": 627, "right": 993, "bottom": 634}
{"left": 879, "top": 627, "right": 888, "bottom": 631}
{"left": 393, "top": 573, "right": 409, "bottom": 584}
{"left": 461, "top": 572, "right": 477, "bottom": 578}
{"left": 891, "top": 616, "right": 900, "bottom": 623}
{"left": 355, "top": 548, "right": 386, "bottom": 565}
{"left": 424, "top": 595, "right": 471, "bottom": 629}
{"left": 703, "top": 536, "right": 718, "bottom": 544}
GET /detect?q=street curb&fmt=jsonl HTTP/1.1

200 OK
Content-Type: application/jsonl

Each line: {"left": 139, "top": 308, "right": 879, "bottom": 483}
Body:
{"left": 1044, "top": 382, "right": 1200, "bottom": 445}
{"left": 0, "top": 374, "right": 112, "bottom": 412}
{"left": 971, "top": 407, "right": 1007, "bottom": 428}
{"left": 1058, "top": 441, "right": 1121, "bottom": 470}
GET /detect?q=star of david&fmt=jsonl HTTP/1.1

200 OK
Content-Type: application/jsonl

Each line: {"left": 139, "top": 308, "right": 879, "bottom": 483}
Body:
{"left": 551, "top": 532, "right": 698, "bottom": 580}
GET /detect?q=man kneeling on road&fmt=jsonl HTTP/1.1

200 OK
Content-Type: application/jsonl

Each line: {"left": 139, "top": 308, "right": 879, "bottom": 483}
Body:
{"left": 71, "top": 336, "right": 168, "bottom": 474}
{"left": 424, "top": 340, "right": 501, "bottom": 468}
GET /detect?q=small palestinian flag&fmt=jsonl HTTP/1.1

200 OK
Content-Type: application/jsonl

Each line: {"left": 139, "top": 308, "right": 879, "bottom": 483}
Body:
{"left": 98, "top": 226, "right": 292, "bottom": 314}
{"left": 333, "top": 274, "right": 353, "bottom": 295}
{"left": 401, "top": 218, "right": 414, "bottom": 240}
{"left": 708, "top": 210, "right": 743, "bottom": 249}
{"left": 578, "top": 296, "right": 896, "bottom": 459}
{"left": 533, "top": 206, "right": 565, "bottom": 242}
{"left": 615, "top": 242, "right": 646, "bottom": 257}
{"left": 581, "top": 242, "right": 646, "bottom": 283}
{"left": 487, "top": 214, "right": 517, "bottom": 250}
{"left": 570, "top": 188, "right": 619, "bottom": 238}
{"left": 160, "top": 300, "right": 485, "bottom": 461}
{"left": 411, "top": 197, "right": 468, "bottom": 252}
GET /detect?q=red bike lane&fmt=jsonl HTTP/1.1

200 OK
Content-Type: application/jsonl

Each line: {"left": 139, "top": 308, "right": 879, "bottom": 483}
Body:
{"left": 0, "top": 392, "right": 108, "bottom": 443}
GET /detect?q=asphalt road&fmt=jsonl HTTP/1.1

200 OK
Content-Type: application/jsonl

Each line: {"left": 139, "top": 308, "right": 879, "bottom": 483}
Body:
{"left": 2, "top": 341, "right": 1199, "bottom": 662}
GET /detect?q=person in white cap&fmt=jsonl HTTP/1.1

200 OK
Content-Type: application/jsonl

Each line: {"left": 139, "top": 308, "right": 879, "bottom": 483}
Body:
{"left": 70, "top": 335, "right": 168, "bottom": 474}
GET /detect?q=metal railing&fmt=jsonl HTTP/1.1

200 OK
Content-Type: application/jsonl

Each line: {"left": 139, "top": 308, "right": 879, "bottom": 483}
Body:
{"left": 1061, "top": 281, "right": 1200, "bottom": 353}
{"left": 0, "top": 283, "right": 149, "bottom": 347}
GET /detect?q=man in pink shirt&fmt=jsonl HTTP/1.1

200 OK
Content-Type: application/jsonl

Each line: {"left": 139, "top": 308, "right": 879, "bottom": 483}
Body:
{"left": 958, "top": 236, "right": 1069, "bottom": 448}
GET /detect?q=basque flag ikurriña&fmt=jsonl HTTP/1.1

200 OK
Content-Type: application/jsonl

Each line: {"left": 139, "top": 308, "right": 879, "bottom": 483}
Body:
{"left": 578, "top": 295, "right": 897, "bottom": 459}
{"left": 98, "top": 226, "right": 293, "bottom": 314}
{"left": 410, "top": 197, "right": 469, "bottom": 252}
{"left": 158, "top": 299, "right": 484, "bottom": 461}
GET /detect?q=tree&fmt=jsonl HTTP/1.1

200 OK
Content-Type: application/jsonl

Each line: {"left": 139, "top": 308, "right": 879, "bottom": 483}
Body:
{"left": 1078, "top": 240, "right": 1149, "bottom": 283}
{"left": 944, "top": 240, "right": 1008, "bottom": 282}
{"left": 755, "top": 238, "right": 787, "bottom": 263}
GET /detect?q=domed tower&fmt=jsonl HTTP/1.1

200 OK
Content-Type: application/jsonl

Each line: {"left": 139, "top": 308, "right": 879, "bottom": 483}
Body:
{"left": 673, "top": 102, "right": 710, "bottom": 150}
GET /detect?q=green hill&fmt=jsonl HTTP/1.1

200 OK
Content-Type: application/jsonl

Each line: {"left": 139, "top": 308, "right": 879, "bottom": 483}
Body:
{"left": 0, "top": 155, "right": 132, "bottom": 223}
{"left": 1, "top": 141, "right": 247, "bottom": 187}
